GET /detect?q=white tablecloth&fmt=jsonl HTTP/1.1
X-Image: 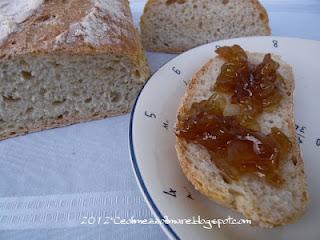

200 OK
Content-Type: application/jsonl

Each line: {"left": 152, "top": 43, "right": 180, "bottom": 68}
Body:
{"left": 0, "top": 1, "right": 319, "bottom": 239}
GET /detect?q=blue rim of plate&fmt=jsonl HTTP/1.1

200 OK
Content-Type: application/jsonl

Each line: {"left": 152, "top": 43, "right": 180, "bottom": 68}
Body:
{"left": 128, "top": 36, "right": 320, "bottom": 240}
{"left": 129, "top": 36, "right": 281, "bottom": 240}
{"left": 129, "top": 79, "right": 181, "bottom": 240}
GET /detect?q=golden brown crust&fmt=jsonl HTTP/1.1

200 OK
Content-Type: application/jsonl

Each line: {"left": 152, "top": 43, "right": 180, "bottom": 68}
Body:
{"left": 0, "top": 0, "right": 147, "bottom": 69}
{"left": 176, "top": 58, "right": 237, "bottom": 207}
{"left": 175, "top": 59, "right": 234, "bottom": 206}
{"left": 0, "top": 107, "right": 128, "bottom": 141}
{"left": 175, "top": 53, "right": 308, "bottom": 227}
{"left": 250, "top": 0, "right": 271, "bottom": 35}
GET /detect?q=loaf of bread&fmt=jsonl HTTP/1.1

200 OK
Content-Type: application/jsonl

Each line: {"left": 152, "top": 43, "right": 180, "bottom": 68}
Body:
{"left": 175, "top": 49, "right": 308, "bottom": 227}
{"left": 0, "top": 0, "right": 150, "bottom": 140}
{"left": 140, "top": 0, "right": 271, "bottom": 53}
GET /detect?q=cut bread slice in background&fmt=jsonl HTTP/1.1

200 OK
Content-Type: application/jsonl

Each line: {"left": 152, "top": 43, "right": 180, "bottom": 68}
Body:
{"left": 140, "top": 0, "right": 271, "bottom": 53}
{"left": 175, "top": 51, "right": 309, "bottom": 227}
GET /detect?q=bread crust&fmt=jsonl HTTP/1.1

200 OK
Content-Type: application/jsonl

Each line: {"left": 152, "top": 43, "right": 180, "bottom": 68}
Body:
{"left": 175, "top": 53, "right": 308, "bottom": 227}
{"left": 0, "top": 108, "right": 128, "bottom": 141}
{"left": 141, "top": 0, "right": 271, "bottom": 53}
{"left": 0, "top": 0, "right": 148, "bottom": 74}
{"left": 249, "top": 0, "right": 271, "bottom": 35}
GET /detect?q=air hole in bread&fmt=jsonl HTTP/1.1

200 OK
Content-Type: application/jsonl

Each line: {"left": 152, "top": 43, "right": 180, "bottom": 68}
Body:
{"left": 9, "top": 132, "right": 16, "bottom": 136}
{"left": 110, "top": 91, "right": 121, "bottom": 103}
{"left": 105, "top": 66, "right": 113, "bottom": 72}
{"left": 152, "top": 38, "right": 157, "bottom": 44}
{"left": 222, "top": 0, "right": 229, "bottom": 4}
{"left": 57, "top": 114, "right": 63, "bottom": 119}
{"left": 198, "top": 22, "right": 203, "bottom": 29}
{"left": 111, "top": 60, "right": 120, "bottom": 65}
{"left": 2, "top": 95, "right": 21, "bottom": 103}
{"left": 52, "top": 98, "right": 66, "bottom": 106}
{"left": 228, "top": 188, "right": 243, "bottom": 197}
{"left": 20, "top": 60, "right": 29, "bottom": 67}
{"left": 26, "top": 107, "right": 33, "bottom": 114}
{"left": 193, "top": 4, "right": 197, "bottom": 8}
{"left": 36, "top": 14, "right": 51, "bottom": 22}
{"left": 222, "top": 174, "right": 231, "bottom": 184}
{"left": 40, "top": 88, "right": 47, "bottom": 96}
{"left": 268, "top": 120, "right": 274, "bottom": 124}
{"left": 303, "top": 191, "right": 308, "bottom": 200}
{"left": 84, "top": 97, "right": 92, "bottom": 103}
{"left": 21, "top": 71, "right": 32, "bottom": 80}
{"left": 292, "top": 156, "right": 298, "bottom": 165}
{"left": 73, "top": 91, "right": 80, "bottom": 97}
{"left": 134, "top": 70, "right": 141, "bottom": 78}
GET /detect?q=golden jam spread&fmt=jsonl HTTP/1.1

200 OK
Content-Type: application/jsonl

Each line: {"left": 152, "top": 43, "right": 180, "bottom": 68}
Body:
{"left": 176, "top": 45, "right": 291, "bottom": 187}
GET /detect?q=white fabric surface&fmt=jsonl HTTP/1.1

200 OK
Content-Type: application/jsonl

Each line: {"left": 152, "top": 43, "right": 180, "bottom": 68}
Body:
{"left": 0, "top": 0, "right": 320, "bottom": 239}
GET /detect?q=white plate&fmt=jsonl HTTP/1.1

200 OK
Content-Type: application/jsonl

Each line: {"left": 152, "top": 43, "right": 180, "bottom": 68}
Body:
{"left": 129, "top": 37, "right": 320, "bottom": 240}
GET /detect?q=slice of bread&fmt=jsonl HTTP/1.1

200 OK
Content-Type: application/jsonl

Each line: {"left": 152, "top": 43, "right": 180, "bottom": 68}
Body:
{"left": 175, "top": 51, "right": 309, "bottom": 227}
{"left": 140, "top": 0, "right": 271, "bottom": 53}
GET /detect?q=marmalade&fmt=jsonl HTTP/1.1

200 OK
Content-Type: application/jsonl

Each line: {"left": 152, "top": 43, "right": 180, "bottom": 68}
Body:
{"left": 176, "top": 45, "right": 292, "bottom": 187}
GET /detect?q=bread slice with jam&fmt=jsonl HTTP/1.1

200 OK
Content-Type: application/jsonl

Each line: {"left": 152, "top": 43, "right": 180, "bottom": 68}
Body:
{"left": 175, "top": 45, "right": 309, "bottom": 227}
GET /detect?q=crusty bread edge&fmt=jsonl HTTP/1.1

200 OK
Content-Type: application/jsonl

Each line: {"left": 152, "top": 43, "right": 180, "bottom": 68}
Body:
{"left": 175, "top": 55, "right": 309, "bottom": 227}
{"left": 0, "top": 107, "right": 129, "bottom": 141}
{"left": 140, "top": 0, "right": 271, "bottom": 53}
{"left": 176, "top": 59, "right": 238, "bottom": 207}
